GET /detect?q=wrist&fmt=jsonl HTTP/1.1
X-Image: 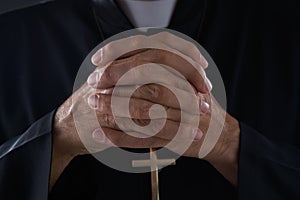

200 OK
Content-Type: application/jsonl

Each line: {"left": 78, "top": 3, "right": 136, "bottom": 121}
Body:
{"left": 204, "top": 114, "right": 240, "bottom": 185}
{"left": 53, "top": 102, "right": 83, "bottom": 159}
{"left": 50, "top": 130, "right": 75, "bottom": 191}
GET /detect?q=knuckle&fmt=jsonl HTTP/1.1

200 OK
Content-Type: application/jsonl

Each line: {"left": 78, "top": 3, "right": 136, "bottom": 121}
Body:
{"left": 130, "top": 54, "right": 141, "bottom": 66}
{"left": 130, "top": 102, "right": 145, "bottom": 118}
{"left": 110, "top": 134, "right": 121, "bottom": 146}
{"left": 97, "top": 95, "right": 111, "bottom": 112}
{"left": 146, "top": 84, "right": 161, "bottom": 100}
{"left": 146, "top": 49, "right": 166, "bottom": 63}
{"left": 130, "top": 35, "right": 144, "bottom": 48}
{"left": 106, "top": 96, "right": 113, "bottom": 106}
{"left": 137, "top": 101, "right": 151, "bottom": 117}
{"left": 103, "top": 66, "right": 113, "bottom": 82}
{"left": 129, "top": 51, "right": 139, "bottom": 60}
{"left": 158, "top": 31, "right": 173, "bottom": 40}
{"left": 166, "top": 107, "right": 180, "bottom": 121}
{"left": 138, "top": 138, "right": 151, "bottom": 148}
{"left": 103, "top": 113, "right": 115, "bottom": 128}
{"left": 187, "top": 41, "right": 199, "bottom": 53}
{"left": 188, "top": 72, "right": 198, "bottom": 81}
{"left": 157, "top": 50, "right": 169, "bottom": 63}
{"left": 107, "top": 66, "right": 116, "bottom": 80}
{"left": 185, "top": 114, "right": 199, "bottom": 125}
{"left": 129, "top": 103, "right": 138, "bottom": 117}
{"left": 188, "top": 72, "right": 204, "bottom": 86}
{"left": 100, "top": 94, "right": 110, "bottom": 105}
{"left": 104, "top": 42, "right": 115, "bottom": 52}
{"left": 104, "top": 43, "right": 112, "bottom": 49}
{"left": 133, "top": 118, "right": 150, "bottom": 126}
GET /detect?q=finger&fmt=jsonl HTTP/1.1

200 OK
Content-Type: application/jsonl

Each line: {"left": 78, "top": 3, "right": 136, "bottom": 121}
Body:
{"left": 91, "top": 35, "right": 149, "bottom": 67}
{"left": 131, "top": 119, "right": 203, "bottom": 141}
{"left": 135, "top": 49, "right": 211, "bottom": 92}
{"left": 88, "top": 93, "right": 186, "bottom": 121}
{"left": 92, "top": 128, "right": 169, "bottom": 148}
{"left": 88, "top": 49, "right": 211, "bottom": 92}
{"left": 88, "top": 57, "right": 146, "bottom": 89}
{"left": 88, "top": 92, "right": 207, "bottom": 123}
{"left": 96, "top": 112, "right": 202, "bottom": 142}
{"left": 117, "top": 48, "right": 149, "bottom": 60}
{"left": 89, "top": 49, "right": 210, "bottom": 93}
{"left": 149, "top": 32, "right": 208, "bottom": 69}
{"left": 92, "top": 32, "right": 208, "bottom": 69}
{"left": 197, "top": 92, "right": 211, "bottom": 114}
{"left": 94, "top": 85, "right": 210, "bottom": 114}
{"left": 90, "top": 35, "right": 211, "bottom": 93}
{"left": 126, "top": 84, "right": 210, "bottom": 114}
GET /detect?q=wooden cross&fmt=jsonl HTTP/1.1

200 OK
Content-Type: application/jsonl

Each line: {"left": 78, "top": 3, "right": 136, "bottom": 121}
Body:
{"left": 132, "top": 148, "right": 176, "bottom": 200}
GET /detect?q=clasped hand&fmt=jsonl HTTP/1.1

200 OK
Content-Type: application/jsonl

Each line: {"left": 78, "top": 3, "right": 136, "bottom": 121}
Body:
{"left": 54, "top": 33, "right": 239, "bottom": 184}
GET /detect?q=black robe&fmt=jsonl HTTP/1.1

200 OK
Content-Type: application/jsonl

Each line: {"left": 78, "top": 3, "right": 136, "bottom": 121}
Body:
{"left": 0, "top": 0, "right": 300, "bottom": 199}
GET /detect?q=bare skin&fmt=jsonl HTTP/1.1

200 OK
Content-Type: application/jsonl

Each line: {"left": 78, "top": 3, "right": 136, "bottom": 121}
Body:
{"left": 50, "top": 33, "right": 240, "bottom": 190}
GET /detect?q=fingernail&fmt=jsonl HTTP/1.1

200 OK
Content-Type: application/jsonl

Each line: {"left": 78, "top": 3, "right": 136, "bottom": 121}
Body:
{"left": 193, "top": 128, "right": 203, "bottom": 140}
{"left": 87, "top": 71, "right": 99, "bottom": 87}
{"left": 201, "top": 101, "right": 210, "bottom": 113}
{"left": 92, "top": 129, "right": 106, "bottom": 143}
{"left": 201, "top": 83, "right": 209, "bottom": 93}
{"left": 88, "top": 95, "right": 98, "bottom": 109}
{"left": 205, "top": 78, "right": 213, "bottom": 92}
{"left": 92, "top": 49, "right": 103, "bottom": 65}
{"left": 200, "top": 54, "right": 208, "bottom": 68}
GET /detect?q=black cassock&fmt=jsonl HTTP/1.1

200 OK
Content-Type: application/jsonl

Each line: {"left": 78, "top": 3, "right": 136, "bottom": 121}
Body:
{"left": 0, "top": 0, "right": 300, "bottom": 199}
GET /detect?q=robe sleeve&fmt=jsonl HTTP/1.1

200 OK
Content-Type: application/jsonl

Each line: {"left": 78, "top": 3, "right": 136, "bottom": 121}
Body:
{"left": 0, "top": 111, "right": 55, "bottom": 200}
{"left": 238, "top": 123, "right": 300, "bottom": 199}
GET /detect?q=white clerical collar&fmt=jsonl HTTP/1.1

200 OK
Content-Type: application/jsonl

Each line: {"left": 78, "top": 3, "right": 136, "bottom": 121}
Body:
{"left": 116, "top": 0, "right": 177, "bottom": 28}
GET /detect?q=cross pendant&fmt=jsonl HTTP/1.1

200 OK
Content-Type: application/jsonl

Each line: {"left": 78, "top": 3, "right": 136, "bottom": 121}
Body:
{"left": 132, "top": 148, "right": 176, "bottom": 200}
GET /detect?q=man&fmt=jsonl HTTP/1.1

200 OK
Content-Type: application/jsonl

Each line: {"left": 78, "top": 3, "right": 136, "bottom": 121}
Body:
{"left": 0, "top": 0, "right": 300, "bottom": 200}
